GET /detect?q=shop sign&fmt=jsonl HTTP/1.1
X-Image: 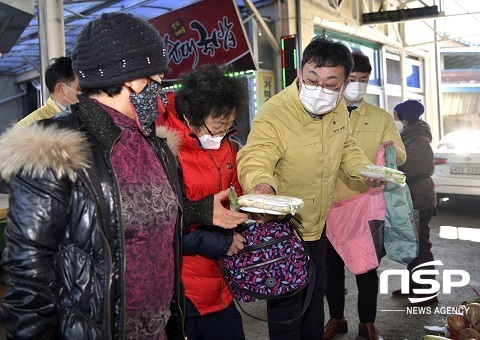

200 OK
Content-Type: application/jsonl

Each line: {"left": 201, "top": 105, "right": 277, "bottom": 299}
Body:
{"left": 362, "top": 6, "right": 440, "bottom": 24}
{"left": 258, "top": 71, "right": 274, "bottom": 108}
{"left": 149, "top": 0, "right": 255, "bottom": 83}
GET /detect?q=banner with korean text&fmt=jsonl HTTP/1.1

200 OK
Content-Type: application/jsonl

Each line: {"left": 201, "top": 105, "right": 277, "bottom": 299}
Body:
{"left": 149, "top": 0, "right": 256, "bottom": 83}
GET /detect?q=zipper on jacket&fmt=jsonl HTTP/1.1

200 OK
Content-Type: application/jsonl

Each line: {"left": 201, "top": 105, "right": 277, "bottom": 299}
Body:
{"left": 220, "top": 275, "right": 229, "bottom": 310}
{"left": 78, "top": 176, "right": 114, "bottom": 340}
{"left": 207, "top": 151, "right": 223, "bottom": 192}
{"left": 107, "top": 133, "right": 127, "bottom": 339}
{"left": 240, "top": 255, "right": 290, "bottom": 274}
{"left": 207, "top": 150, "right": 229, "bottom": 311}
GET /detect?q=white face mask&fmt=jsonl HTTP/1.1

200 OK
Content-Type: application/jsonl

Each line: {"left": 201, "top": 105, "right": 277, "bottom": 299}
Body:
{"left": 198, "top": 134, "right": 224, "bottom": 150}
{"left": 63, "top": 95, "right": 78, "bottom": 106}
{"left": 299, "top": 83, "right": 341, "bottom": 115}
{"left": 343, "top": 82, "right": 368, "bottom": 102}
{"left": 395, "top": 120, "right": 404, "bottom": 134}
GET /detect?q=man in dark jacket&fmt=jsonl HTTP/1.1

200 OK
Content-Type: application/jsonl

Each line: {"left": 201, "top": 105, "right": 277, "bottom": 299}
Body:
{"left": 0, "top": 12, "right": 247, "bottom": 339}
{"left": 392, "top": 99, "right": 438, "bottom": 307}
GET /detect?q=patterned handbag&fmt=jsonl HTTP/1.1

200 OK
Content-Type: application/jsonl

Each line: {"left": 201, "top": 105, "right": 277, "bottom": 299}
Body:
{"left": 221, "top": 214, "right": 314, "bottom": 304}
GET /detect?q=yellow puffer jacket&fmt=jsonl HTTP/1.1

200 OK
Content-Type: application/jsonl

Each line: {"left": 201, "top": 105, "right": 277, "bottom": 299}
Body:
{"left": 237, "top": 79, "right": 372, "bottom": 241}
{"left": 334, "top": 100, "right": 407, "bottom": 201}
{"left": 15, "top": 97, "right": 61, "bottom": 127}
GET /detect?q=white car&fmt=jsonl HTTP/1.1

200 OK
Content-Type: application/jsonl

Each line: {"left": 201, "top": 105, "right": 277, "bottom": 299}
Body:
{"left": 432, "top": 130, "right": 480, "bottom": 200}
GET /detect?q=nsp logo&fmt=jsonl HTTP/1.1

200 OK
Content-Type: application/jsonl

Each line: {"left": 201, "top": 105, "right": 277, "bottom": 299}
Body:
{"left": 379, "top": 260, "right": 470, "bottom": 303}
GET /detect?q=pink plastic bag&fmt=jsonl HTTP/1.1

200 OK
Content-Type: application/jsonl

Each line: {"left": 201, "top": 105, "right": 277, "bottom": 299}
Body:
{"left": 326, "top": 147, "right": 387, "bottom": 275}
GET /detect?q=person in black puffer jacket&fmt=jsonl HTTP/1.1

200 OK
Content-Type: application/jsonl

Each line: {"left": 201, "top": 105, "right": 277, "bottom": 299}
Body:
{"left": 391, "top": 99, "right": 438, "bottom": 307}
{"left": 0, "top": 12, "right": 247, "bottom": 340}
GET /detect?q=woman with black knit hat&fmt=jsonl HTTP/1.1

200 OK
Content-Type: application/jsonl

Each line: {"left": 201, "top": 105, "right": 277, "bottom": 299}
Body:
{"left": 391, "top": 99, "right": 438, "bottom": 307}
{"left": 0, "top": 12, "right": 247, "bottom": 339}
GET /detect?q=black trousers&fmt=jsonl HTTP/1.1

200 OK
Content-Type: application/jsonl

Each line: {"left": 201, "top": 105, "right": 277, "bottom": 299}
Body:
{"left": 326, "top": 238, "right": 378, "bottom": 324}
{"left": 184, "top": 301, "right": 245, "bottom": 340}
{"left": 267, "top": 228, "right": 327, "bottom": 340}
{"left": 407, "top": 210, "right": 436, "bottom": 282}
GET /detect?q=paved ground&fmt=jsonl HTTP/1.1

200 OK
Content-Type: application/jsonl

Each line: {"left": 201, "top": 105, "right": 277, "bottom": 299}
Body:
{"left": 0, "top": 197, "right": 478, "bottom": 339}
{"left": 241, "top": 197, "right": 480, "bottom": 340}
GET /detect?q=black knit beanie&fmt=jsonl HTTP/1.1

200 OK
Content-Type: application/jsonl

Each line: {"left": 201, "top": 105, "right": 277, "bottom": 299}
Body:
{"left": 394, "top": 100, "right": 425, "bottom": 124}
{"left": 71, "top": 12, "right": 171, "bottom": 88}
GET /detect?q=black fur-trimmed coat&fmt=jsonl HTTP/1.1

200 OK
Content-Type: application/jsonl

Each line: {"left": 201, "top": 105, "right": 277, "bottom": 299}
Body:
{"left": 0, "top": 96, "right": 210, "bottom": 339}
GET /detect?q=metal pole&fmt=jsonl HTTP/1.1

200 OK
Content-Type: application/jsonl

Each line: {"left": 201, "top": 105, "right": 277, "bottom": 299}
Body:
{"left": 242, "top": 0, "right": 280, "bottom": 54}
{"left": 399, "top": 23, "right": 407, "bottom": 100}
{"left": 37, "top": 0, "right": 65, "bottom": 105}
{"left": 433, "top": 19, "right": 443, "bottom": 139}
{"left": 435, "top": 0, "right": 443, "bottom": 139}
{"left": 296, "top": 0, "right": 301, "bottom": 58}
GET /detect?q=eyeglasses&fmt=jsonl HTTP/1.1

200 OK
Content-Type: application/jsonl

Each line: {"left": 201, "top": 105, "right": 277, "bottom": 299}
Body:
{"left": 301, "top": 79, "right": 338, "bottom": 95}
{"left": 203, "top": 120, "right": 237, "bottom": 137}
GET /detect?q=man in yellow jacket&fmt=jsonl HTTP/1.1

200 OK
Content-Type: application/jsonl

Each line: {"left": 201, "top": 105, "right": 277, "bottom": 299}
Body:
{"left": 323, "top": 51, "right": 406, "bottom": 340}
{"left": 16, "top": 57, "right": 79, "bottom": 127}
{"left": 237, "top": 36, "right": 382, "bottom": 340}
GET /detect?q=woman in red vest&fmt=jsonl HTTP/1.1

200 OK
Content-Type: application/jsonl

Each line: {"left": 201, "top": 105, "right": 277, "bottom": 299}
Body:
{"left": 160, "top": 64, "right": 248, "bottom": 340}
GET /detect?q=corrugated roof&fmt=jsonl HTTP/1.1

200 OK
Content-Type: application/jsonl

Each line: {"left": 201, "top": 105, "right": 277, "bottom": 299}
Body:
{"left": 0, "top": 0, "right": 266, "bottom": 76}
{"left": 0, "top": 0, "right": 479, "bottom": 76}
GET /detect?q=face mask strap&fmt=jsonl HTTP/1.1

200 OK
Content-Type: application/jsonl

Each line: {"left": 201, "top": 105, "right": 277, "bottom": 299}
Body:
{"left": 63, "top": 95, "right": 76, "bottom": 105}
{"left": 61, "top": 83, "right": 81, "bottom": 95}
{"left": 125, "top": 82, "right": 138, "bottom": 96}
{"left": 126, "top": 78, "right": 157, "bottom": 95}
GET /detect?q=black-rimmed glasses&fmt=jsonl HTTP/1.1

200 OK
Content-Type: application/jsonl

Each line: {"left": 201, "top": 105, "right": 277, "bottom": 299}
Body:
{"left": 302, "top": 79, "right": 337, "bottom": 95}
{"left": 203, "top": 120, "right": 237, "bottom": 137}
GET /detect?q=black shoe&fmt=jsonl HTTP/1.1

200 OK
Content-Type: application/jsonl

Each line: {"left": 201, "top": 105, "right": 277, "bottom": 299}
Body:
{"left": 391, "top": 288, "right": 415, "bottom": 297}
{"left": 391, "top": 284, "right": 422, "bottom": 297}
